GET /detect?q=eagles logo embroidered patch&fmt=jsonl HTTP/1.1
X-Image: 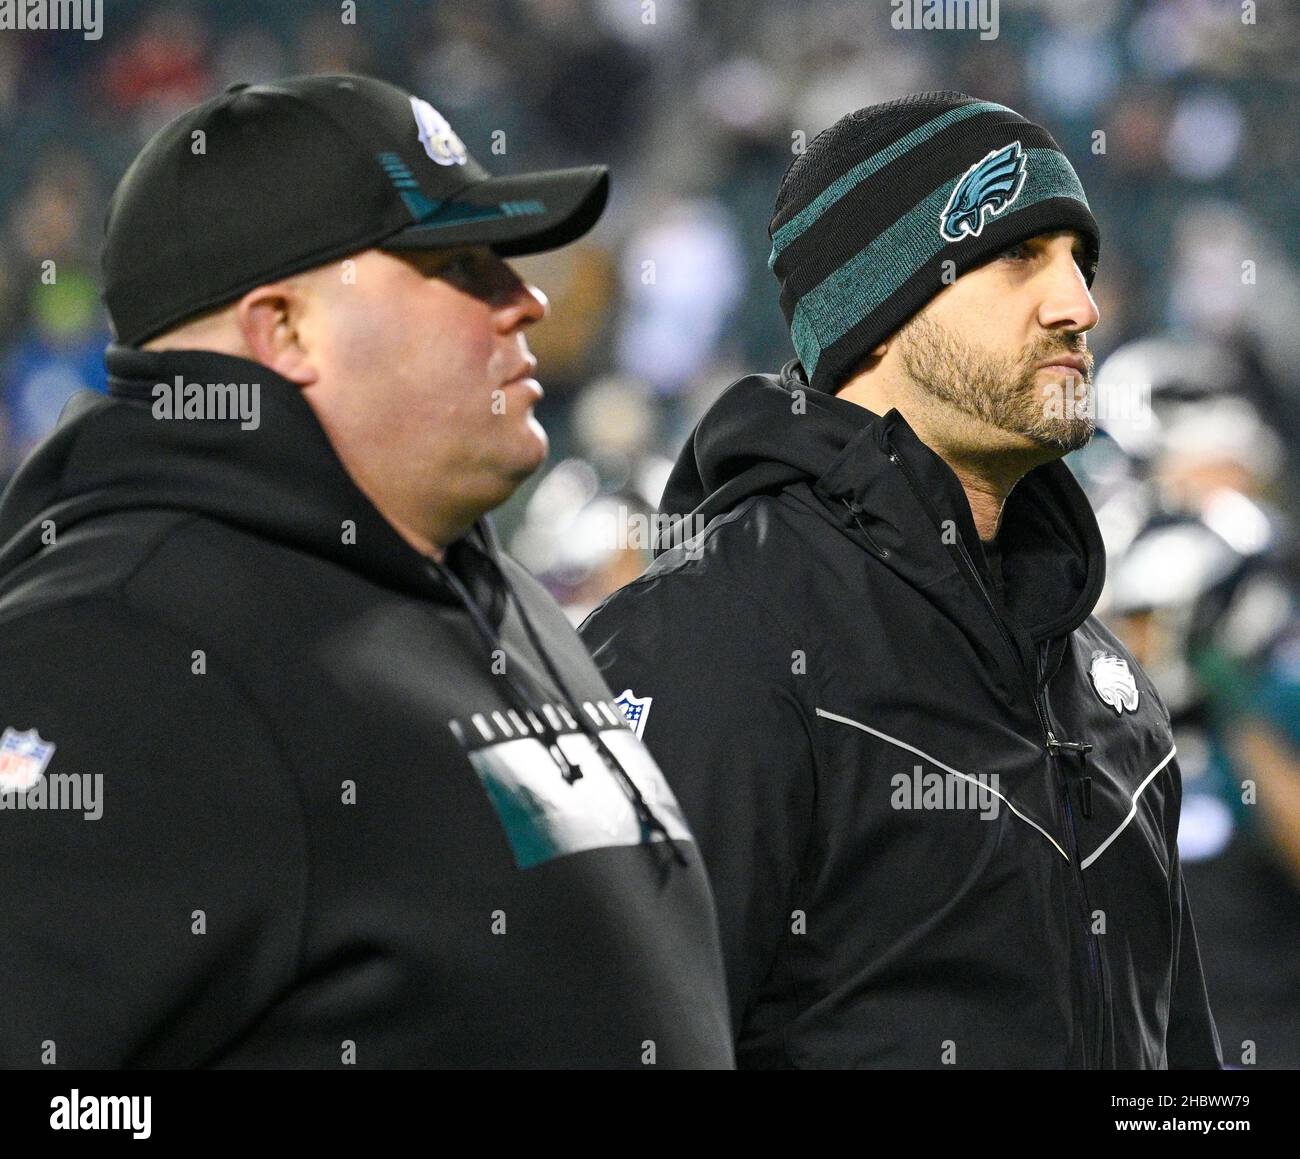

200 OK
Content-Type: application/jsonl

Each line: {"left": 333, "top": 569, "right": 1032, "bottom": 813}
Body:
{"left": 939, "top": 140, "right": 1028, "bottom": 241}
{"left": 1089, "top": 651, "right": 1139, "bottom": 714}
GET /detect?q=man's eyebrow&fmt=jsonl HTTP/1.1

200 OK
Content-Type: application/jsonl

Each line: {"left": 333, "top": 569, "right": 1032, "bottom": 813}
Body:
{"left": 1034, "top": 231, "right": 1091, "bottom": 259}
{"left": 1028, "top": 230, "right": 1081, "bottom": 245}
{"left": 422, "top": 246, "right": 469, "bottom": 264}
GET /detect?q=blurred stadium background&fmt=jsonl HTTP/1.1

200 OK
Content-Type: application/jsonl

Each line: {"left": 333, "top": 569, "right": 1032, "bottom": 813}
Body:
{"left": 2, "top": 0, "right": 1297, "bottom": 1066}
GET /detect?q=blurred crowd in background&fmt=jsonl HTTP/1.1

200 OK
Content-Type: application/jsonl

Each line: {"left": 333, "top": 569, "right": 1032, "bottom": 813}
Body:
{"left": 2, "top": 0, "right": 1297, "bottom": 1066}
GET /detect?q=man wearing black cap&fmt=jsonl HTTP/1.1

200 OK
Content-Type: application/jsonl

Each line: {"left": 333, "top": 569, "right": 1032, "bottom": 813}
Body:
{"left": 581, "top": 92, "right": 1223, "bottom": 1068}
{"left": 0, "top": 75, "right": 732, "bottom": 1068}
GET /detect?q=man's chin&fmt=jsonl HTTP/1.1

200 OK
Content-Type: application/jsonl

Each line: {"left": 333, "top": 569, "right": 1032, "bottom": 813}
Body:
{"left": 522, "top": 419, "right": 549, "bottom": 469}
{"left": 1024, "top": 419, "right": 1096, "bottom": 455}
{"left": 503, "top": 423, "right": 549, "bottom": 484}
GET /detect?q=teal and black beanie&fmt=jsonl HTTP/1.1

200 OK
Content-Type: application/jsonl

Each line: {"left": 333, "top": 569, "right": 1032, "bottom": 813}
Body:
{"left": 769, "top": 91, "right": 1100, "bottom": 393}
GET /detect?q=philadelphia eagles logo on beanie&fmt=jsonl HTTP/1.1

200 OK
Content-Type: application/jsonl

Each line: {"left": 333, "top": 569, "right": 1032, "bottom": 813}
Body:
{"left": 767, "top": 92, "right": 1101, "bottom": 393}
{"left": 939, "top": 141, "right": 1028, "bottom": 241}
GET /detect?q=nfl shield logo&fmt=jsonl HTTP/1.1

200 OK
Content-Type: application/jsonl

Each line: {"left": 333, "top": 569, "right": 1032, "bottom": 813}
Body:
{"left": 0, "top": 727, "right": 56, "bottom": 793}
{"left": 614, "top": 690, "right": 653, "bottom": 741}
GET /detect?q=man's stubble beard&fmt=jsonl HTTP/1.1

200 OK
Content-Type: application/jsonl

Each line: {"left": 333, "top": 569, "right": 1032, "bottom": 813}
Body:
{"left": 897, "top": 311, "right": 1095, "bottom": 453}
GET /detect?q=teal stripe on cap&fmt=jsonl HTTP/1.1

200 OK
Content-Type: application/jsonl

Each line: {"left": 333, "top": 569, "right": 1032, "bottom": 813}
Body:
{"left": 402, "top": 199, "right": 545, "bottom": 231}
{"left": 769, "top": 100, "right": 1011, "bottom": 269}
{"left": 790, "top": 309, "right": 819, "bottom": 382}
{"left": 793, "top": 148, "right": 1090, "bottom": 378}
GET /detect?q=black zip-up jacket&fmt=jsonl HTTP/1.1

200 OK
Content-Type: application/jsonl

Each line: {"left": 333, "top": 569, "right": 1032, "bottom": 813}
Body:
{"left": 579, "top": 360, "right": 1222, "bottom": 1069}
{"left": 0, "top": 344, "right": 733, "bottom": 1069}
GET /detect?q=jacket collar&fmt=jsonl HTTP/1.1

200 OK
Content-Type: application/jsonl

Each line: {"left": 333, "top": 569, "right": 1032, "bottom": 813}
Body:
{"left": 798, "top": 362, "right": 1106, "bottom": 640}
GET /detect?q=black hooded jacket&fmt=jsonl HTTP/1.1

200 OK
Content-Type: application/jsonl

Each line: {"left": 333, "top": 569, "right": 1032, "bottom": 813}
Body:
{"left": 0, "top": 345, "right": 733, "bottom": 1069}
{"left": 579, "top": 361, "right": 1222, "bottom": 1069}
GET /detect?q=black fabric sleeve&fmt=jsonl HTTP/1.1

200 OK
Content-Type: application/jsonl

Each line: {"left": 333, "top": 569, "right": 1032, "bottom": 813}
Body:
{"left": 1163, "top": 754, "right": 1225, "bottom": 1070}
{"left": 0, "top": 598, "right": 306, "bottom": 1068}
{"left": 580, "top": 573, "right": 817, "bottom": 1042}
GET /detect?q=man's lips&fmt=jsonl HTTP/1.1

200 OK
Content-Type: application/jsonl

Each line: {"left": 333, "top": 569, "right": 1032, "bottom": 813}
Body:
{"left": 503, "top": 360, "right": 542, "bottom": 400}
{"left": 1036, "top": 354, "right": 1088, "bottom": 377}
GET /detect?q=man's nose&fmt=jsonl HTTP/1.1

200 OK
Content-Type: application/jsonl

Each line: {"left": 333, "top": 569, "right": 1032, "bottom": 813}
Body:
{"left": 1038, "top": 254, "right": 1100, "bottom": 335}
{"left": 496, "top": 280, "right": 548, "bottom": 332}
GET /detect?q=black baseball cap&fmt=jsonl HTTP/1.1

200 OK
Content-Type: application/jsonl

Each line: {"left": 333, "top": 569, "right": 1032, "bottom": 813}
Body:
{"left": 101, "top": 73, "right": 610, "bottom": 346}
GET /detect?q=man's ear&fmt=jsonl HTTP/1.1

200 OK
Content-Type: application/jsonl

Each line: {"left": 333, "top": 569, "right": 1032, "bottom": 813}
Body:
{"left": 235, "top": 281, "right": 319, "bottom": 386}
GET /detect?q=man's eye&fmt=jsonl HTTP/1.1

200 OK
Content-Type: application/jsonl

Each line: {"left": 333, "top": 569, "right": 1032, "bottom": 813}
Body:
{"left": 434, "top": 255, "right": 499, "bottom": 295}
{"left": 1000, "top": 243, "right": 1029, "bottom": 261}
{"left": 428, "top": 249, "right": 517, "bottom": 304}
{"left": 433, "top": 253, "right": 474, "bottom": 278}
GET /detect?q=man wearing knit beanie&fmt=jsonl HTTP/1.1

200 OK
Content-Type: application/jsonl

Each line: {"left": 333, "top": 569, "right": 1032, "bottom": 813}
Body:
{"left": 770, "top": 91, "right": 1100, "bottom": 400}
{"left": 582, "top": 92, "right": 1223, "bottom": 1068}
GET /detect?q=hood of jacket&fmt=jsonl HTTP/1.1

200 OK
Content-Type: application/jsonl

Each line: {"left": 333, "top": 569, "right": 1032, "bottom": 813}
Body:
{"left": 0, "top": 343, "right": 507, "bottom": 618}
{"left": 661, "top": 359, "right": 1105, "bottom": 641}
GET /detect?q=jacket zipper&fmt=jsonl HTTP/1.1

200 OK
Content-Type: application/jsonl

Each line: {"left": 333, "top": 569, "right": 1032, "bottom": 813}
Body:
{"left": 1041, "top": 678, "right": 1106, "bottom": 1069}
{"left": 886, "top": 445, "right": 1105, "bottom": 1069}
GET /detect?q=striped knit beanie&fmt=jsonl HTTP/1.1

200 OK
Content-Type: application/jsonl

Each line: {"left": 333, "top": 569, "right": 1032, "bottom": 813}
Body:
{"left": 769, "top": 92, "right": 1100, "bottom": 393}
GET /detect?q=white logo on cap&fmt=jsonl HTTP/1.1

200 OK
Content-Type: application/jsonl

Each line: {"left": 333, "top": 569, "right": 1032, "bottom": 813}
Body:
{"left": 409, "top": 96, "right": 468, "bottom": 166}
